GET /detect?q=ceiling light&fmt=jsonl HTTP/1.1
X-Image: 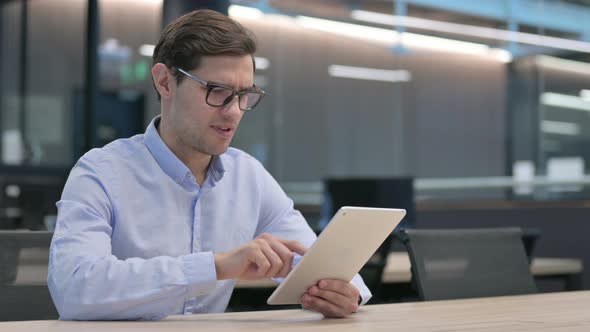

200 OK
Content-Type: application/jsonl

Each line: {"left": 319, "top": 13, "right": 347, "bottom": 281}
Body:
{"left": 295, "top": 16, "right": 509, "bottom": 62}
{"left": 295, "top": 16, "right": 399, "bottom": 45}
{"left": 541, "top": 92, "right": 590, "bottom": 112}
{"left": 536, "top": 56, "right": 590, "bottom": 76}
{"left": 254, "top": 57, "right": 270, "bottom": 70}
{"left": 228, "top": 5, "right": 263, "bottom": 19}
{"left": 402, "top": 32, "right": 488, "bottom": 56}
{"left": 542, "top": 120, "right": 580, "bottom": 136}
{"left": 352, "top": 10, "right": 590, "bottom": 54}
{"left": 139, "top": 44, "right": 155, "bottom": 57}
{"left": 328, "top": 65, "right": 411, "bottom": 82}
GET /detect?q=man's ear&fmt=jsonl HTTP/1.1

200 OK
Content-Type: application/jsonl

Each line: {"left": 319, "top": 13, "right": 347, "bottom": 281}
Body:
{"left": 152, "top": 63, "right": 174, "bottom": 100}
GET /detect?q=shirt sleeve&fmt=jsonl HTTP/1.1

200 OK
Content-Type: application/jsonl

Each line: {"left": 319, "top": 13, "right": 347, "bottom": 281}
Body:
{"left": 254, "top": 161, "right": 372, "bottom": 305}
{"left": 48, "top": 156, "right": 217, "bottom": 321}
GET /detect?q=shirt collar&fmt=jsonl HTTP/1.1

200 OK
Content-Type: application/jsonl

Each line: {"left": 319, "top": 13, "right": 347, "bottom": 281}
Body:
{"left": 209, "top": 153, "right": 226, "bottom": 183}
{"left": 143, "top": 115, "right": 226, "bottom": 186}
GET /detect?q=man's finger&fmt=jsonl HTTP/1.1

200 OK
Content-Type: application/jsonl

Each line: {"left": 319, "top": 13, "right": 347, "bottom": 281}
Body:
{"left": 308, "top": 285, "right": 358, "bottom": 313}
{"left": 301, "top": 293, "right": 349, "bottom": 318}
{"left": 267, "top": 240, "right": 294, "bottom": 277}
{"left": 250, "top": 248, "right": 271, "bottom": 278}
{"left": 258, "top": 243, "right": 284, "bottom": 278}
{"left": 279, "top": 239, "right": 307, "bottom": 256}
{"left": 318, "top": 279, "right": 359, "bottom": 299}
{"left": 275, "top": 251, "right": 293, "bottom": 277}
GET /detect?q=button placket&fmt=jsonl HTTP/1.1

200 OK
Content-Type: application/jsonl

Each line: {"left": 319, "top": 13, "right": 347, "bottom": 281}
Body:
{"left": 184, "top": 191, "right": 202, "bottom": 315}
{"left": 192, "top": 194, "right": 202, "bottom": 252}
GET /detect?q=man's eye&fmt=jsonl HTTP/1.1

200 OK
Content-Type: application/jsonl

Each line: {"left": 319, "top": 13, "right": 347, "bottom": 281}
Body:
{"left": 210, "top": 87, "right": 229, "bottom": 95}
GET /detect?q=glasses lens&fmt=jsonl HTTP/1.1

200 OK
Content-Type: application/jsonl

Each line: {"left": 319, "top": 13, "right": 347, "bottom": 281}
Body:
{"left": 239, "top": 92, "right": 262, "bottom": 111}
{"left": 207, "top": 86, "right": 234, "bottom": 106}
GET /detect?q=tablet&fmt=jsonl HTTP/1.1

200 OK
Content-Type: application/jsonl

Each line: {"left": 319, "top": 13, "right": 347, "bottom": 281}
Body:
{"left": 267, "top": 206, "right": 406, "bottom": 305}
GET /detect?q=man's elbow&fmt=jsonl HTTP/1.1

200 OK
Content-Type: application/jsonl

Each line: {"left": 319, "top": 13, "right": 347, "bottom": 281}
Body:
{"left": 48, "top": 278, "right": 164, "bottom": 321}
{"left": 48, "top": 270, "right": 107, "bottom": 320}
{"left": 48, "top": 276, "right": 86, "bottom": 320}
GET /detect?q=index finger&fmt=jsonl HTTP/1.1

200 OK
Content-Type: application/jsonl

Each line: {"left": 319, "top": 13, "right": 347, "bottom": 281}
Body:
{"left": 278, "top": 238, "right": 307, "bottom": 256}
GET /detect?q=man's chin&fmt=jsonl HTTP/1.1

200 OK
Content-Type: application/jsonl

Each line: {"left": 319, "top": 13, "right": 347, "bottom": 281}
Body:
{"left": 199, "top": 144, "right": 230, "bottom": 156}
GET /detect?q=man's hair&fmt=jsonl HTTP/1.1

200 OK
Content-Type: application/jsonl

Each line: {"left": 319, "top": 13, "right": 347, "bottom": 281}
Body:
{"left": 152, "top": 9, "right": 257, "bottom": 100}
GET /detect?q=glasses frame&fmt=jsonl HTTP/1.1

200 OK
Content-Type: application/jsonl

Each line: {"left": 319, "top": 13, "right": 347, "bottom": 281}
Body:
{"left": 175, "top": 67, "right": 265, "bottom": 112}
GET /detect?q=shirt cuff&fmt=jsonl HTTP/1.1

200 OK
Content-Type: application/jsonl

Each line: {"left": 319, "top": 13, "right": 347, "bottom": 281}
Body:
{"left": 181, "top": 252, "right": 217, "bottom": 298}
{"left": 351, "top": 274, "right": 372, "bottom": 305}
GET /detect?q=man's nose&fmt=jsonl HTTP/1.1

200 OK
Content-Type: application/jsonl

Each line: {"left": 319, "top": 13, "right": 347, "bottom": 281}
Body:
{"left": 220, "top": 95, "right": 242, "bottom": 116}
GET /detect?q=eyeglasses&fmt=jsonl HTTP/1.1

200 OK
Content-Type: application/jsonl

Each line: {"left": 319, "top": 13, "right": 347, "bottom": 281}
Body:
{"left": 176, "top": 67, "right": 265, "bottom": 112}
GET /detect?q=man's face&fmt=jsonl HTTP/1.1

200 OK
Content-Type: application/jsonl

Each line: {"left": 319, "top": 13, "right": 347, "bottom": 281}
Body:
{"left": 167, "top": 55, "right": 253, "bottom": 156}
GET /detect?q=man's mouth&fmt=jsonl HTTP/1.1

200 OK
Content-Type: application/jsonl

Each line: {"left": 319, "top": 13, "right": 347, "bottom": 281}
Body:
{"left": 211, "top": 125, "right": 235, "bottom": 138}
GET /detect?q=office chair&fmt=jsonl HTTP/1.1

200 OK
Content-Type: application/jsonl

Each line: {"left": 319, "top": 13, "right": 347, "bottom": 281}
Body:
{"left": 0, "top": 231, "right": 58, "bottom": 321}
{"left": 399, "top": 227, "right": 537, "bottom": 301}
{"left": 520, "top": 228, "right": 541, "bottom": 263}
{"left": 323, "top": 177, "right": 415, "bottom": 230}
{"left": 355, "top": 235, "right": 395, "bottom": 303}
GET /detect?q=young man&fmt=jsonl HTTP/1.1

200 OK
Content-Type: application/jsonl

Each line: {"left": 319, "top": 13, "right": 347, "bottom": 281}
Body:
{"left": 48, "top": 9, "right": 371, "bottom": 320}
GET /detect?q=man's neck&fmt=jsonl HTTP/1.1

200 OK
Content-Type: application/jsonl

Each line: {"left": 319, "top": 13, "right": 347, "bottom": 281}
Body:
{"left": 186, "top": 155, "right": 212, "bottom": 186}
{"left": 157, "top": 118, "right": 211, "bottom": 186}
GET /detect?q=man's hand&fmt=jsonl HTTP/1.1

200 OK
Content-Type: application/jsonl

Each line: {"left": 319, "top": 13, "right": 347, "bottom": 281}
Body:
{"left": 301, "top": 279, "right": 360, "bottom": 318}
{"left": 214, "top": 233, "right": 307, "bottom": 280}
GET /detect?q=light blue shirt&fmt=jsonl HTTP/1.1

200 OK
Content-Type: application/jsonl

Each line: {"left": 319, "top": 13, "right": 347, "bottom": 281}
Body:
{"left": 48, "top": 116, "right": 371, "bottom": 320}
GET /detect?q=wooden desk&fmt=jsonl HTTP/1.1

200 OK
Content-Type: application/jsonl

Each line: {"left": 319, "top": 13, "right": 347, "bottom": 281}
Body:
{"left": 236, "top": 252, "right": 583, "bottom": 289}
{"left": 2, "top": 291, "right": 590, "bottom": 331}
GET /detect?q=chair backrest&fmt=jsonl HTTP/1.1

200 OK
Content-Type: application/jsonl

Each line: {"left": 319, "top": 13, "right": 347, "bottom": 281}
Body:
{"left": 0, "top": 231, "right": 57, "bottom": 321}
{"left": 356, "top": 236, "right": 394, "bottom": 303}
{"left": 521, "top": 228, "right": 541, "bottom": 263}
{"left": 323, "top": 177, "right": 415, "bottom": 230}
{"left": 400, "top": 227, "right": 537, "bottom": 301}
{"left": 0, "top": 231, "right": 53, "bottom": 284}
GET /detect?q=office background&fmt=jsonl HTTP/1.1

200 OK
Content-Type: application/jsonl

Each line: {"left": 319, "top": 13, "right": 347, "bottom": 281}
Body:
{"left": 2, "top": 0, "right": 590, "bottom": 313}
{"left": 4, "top": 0, "right": 590, "bottom": 190}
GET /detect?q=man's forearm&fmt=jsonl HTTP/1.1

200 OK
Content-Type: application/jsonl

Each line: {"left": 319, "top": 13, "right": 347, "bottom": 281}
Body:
{"left": 49, "top": 253, "right": 217, "bottom": 320}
